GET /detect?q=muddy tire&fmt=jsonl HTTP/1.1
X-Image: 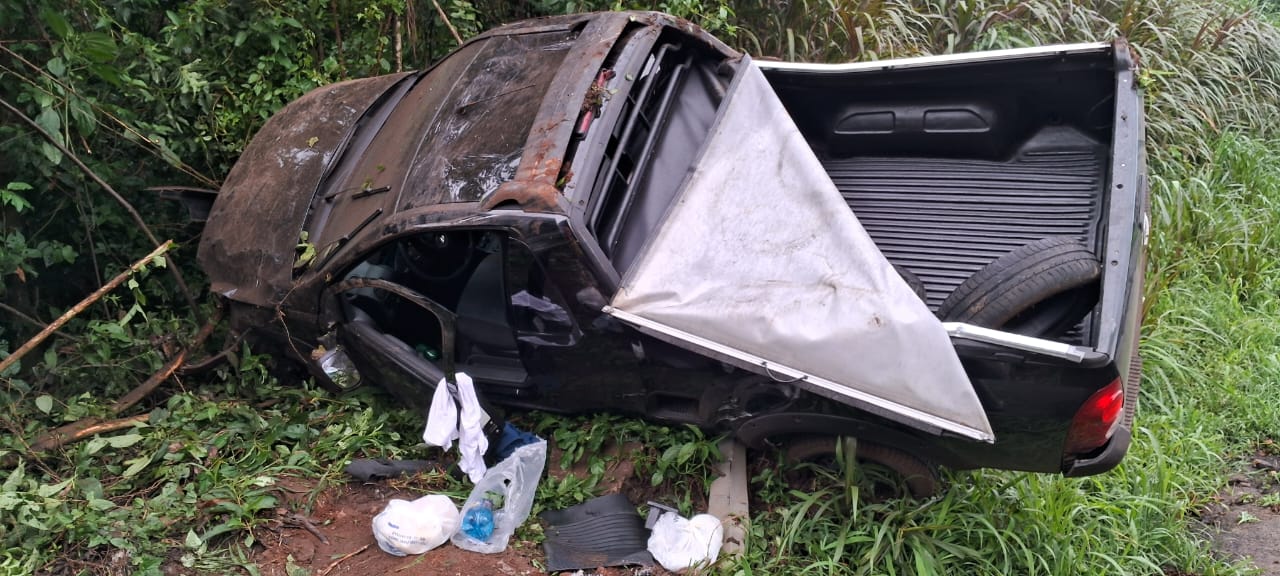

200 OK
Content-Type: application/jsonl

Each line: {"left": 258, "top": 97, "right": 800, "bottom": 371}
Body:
{"left": 783, "top": 436, "right": 939, "bottom": 499}
{"left": 938, "top": 236, "right": 1101, "bottom": 337}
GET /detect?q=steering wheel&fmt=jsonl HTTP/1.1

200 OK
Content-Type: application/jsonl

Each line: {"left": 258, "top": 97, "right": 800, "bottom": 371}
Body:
{"left": 397, "top": 232, "right": 477, "bottom": 282}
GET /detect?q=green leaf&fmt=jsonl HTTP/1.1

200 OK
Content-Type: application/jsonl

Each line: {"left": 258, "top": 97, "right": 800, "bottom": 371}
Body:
{"left": 107, "top": 433, "right": 144, "bottom": 449}
{"left": 90, "top": 63, "right": 124, "bottom": 87}
{"left": 4, "top": 463, "right": 25, "bottom": 491}
{"left": 68, "top": 98, "right": 96, "bottom": 136}
{"left": 85, "top": 437, "right": 108, "bottom": 455}
{"left": 677, "top": 442, "right": 696, "bottom": 465}
{"left": 40, "top": 8, "right": 71, "bottom": 38}
{"left": 22, "top": 516, "right": 49, "bottom": 531}
{"left": 40, "top": 142, "right": 63, "bottom": 165}
{"left": 88, "top": 498, "right": 116, "bottom": 511}
{"left": 184, "top": 529, "right": 202, "bottom": 549}
{"left": 285, "top": 554, "right": 310, "bottom": 576}
{"left": 47, "top": 57, "right": 66, "bottom": 77}
{"left": 43, "top": 346, "right": 57, "bottom": 369}
{"left": 0, "top": 493, "right": 23, "bottom": 510}
{"left": 80, "top": 32, "right": 119, "bottom": 63}
{"left": 121, "top": 456, "right": 150, "bottom": 478}
{"left": 35, "top": 395, "right": 53, "bottom": 414}
{"left": 34, "top": 107, "right": 61, "bottom": 137}
{"left": 36, "top": 478, "right": 72, "bottom": 498}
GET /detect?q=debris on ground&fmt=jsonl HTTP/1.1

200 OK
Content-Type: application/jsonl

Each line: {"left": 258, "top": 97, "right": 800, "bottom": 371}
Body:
{"left": 345, "top": 458, "right": 438, "bottom": 481}
{"left": 541, "top": 493, "right": 654, "bottom": 572}
{"left": 646, "top": 510, "right": 722, "bottom": 573}
{"left": 372, "top": 494, "right": 460, "bottom": 556}
{"left": 452, "top": 440, "right": 548, "bottom": 553}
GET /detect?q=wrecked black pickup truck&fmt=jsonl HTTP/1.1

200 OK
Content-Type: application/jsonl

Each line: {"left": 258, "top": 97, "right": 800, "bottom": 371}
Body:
{"left": 192, "top": 11, "right": 1147, "bottom": 489}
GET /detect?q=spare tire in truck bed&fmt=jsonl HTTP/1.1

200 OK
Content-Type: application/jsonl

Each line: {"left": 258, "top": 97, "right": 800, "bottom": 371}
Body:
{"left": 937, "top": 236, "right": 1101, "bottom": 338}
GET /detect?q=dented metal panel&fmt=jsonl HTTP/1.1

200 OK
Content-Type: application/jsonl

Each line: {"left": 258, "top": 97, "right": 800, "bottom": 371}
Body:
{"left": 198, "top": 73, "right": 411, "bottom": 307}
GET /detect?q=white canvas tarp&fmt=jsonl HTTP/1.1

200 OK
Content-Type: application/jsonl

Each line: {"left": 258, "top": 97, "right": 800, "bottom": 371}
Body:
{"left": 607, "top": 61, "right": 994, "bottom": 442}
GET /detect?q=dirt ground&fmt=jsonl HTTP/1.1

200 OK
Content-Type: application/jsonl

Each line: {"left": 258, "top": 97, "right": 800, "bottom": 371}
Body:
{"left": 1199, "top": 452, "right": 1280, "bottom": 575}
{"left": 254, "top": 479, "right": 549, "bottom": 576}
{"left": 254, "top": 444, "right": 674, "bottom": 576}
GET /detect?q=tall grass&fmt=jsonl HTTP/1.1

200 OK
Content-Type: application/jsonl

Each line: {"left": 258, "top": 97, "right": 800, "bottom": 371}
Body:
{"left": 733, "top": 0, "right": 1280, "bottom": 162}
{"left": 727, "top": 133, "right": 1280, "bottom": 576}
{"left": 700, "top": 1, "right": 1280, "bottom": 574}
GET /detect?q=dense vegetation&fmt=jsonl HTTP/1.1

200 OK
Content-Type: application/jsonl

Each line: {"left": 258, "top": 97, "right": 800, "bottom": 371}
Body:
{"left": 3, "top": 0, "right": 1280, "bottom": 574}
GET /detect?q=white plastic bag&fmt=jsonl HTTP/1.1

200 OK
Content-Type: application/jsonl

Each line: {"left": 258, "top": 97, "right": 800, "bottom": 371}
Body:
{"left": 647, "top": 512, "right": 724, "bottom": 572}
{"left": 451, "top": 440, "right": 547, "bottom": 553}
{"left": 372, "top": 494, "right": 460, "bottom": 556}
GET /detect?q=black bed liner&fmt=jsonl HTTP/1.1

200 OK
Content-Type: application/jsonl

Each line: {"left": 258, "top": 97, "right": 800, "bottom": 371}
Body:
{"left": 823, "top": 126, "right": 1106, "bottom": 316}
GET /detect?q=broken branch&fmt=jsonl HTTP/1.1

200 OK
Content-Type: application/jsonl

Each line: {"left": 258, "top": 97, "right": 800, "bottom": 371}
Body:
{"left": 0, "top": 96, "right": 201, "bottom": 315}
{"left": 23, "top": 302, "right": 222, "bottom": 455}
{"left": 0, "top": 302, "right": 80, "bottom": 342}
{"left": 430, "top": 0, "right": 463, "bottom": 46}
{"left": 319, "top": 544, "right": 368, "bottom": 576}
{"left": 111, "top": 302, "right": 222, "bottom": 413}
{"left": 0, "top": 241, "right": 172, "bottom": 375}
{"left": 28, "top": 414, "right": 150, "bottom": 453}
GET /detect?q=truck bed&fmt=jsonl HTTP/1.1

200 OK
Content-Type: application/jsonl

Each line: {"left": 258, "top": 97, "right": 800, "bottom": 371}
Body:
{"left": 823, "top": 126, "right": 1105, "bottom": 344}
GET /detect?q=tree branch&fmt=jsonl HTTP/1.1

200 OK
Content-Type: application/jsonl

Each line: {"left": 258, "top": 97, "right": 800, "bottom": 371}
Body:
{"left": 0, "top": 96, "right": 201, "bottom": 316}
{"left": 0, "top": 241, "right": 172, "bottom": 375}
{"left": 430, "top": 0, "right": 464, "bottom": 46}
{"left": 0, "top": 302, "right": 80, "bottom": 342}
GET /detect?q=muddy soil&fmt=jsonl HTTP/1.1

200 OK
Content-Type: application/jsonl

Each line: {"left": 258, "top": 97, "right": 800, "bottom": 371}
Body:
{"left": 254, "top": 444, "right": 675, "bottom": 576}
{"left": 1199, "top": 453, "right": 1280, "bottom": 575}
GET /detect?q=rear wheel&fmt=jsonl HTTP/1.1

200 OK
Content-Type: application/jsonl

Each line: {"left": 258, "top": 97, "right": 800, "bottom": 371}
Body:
{"left": 783, "top": 436, "right": 939, "bottom": 499}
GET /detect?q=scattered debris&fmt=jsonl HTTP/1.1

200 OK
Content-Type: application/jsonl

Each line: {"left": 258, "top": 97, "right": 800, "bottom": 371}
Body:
{"left": 372, "top": 495, "right": 461, "bottom": 556}
{"left": 541, "top": 493, "right": 653, "bottom": 572}
{"left": 278, "top": 509, "right": 331, "bottom": 544}
{"left": 318, "top": 544, "right": 369, "bottom": 576}
{"left": 424, "top": 373, "right": 489, "bottom": 483}
{"left": 646, "top": 511, "right": 722, "bottom": 573}
{"left": 452, "top": 441, "right": 548, "bottom": 553}
{"left": 345, "top": 459, "right": 439, "bottom": 481}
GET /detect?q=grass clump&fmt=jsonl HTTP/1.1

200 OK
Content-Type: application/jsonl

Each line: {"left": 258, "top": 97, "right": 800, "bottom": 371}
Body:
{"left": 0, "top": 343, "right": 430, "bottom": 573}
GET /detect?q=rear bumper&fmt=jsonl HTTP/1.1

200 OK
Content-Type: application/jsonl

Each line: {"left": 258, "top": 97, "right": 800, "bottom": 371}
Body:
{"left": 1063, "top": 425, "right": 1132, "bottom": 477}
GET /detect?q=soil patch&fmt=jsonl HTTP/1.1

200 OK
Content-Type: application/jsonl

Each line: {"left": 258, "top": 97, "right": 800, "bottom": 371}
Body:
{"left": 253, "top": 454, "right": 678, "bottom": 576}
{"left": 1199, "top": 453, "right": 1280, "bottom": 574}
{"left": 254, "top": 479, "right": 545, "bottom": 576}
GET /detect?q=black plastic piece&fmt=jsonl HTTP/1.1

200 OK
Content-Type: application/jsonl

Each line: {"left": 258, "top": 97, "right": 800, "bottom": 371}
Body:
{"left": 824, "top": 126, "right": 1105, "bottom": 325}
{"left": 541, "top": 493, "right": 654, "bottom": 571}
{"left": 830, "top": 98, "right": 1012, "bottom": 158}
{"left": 344, "top": 458, "right": 436, "bottom": 481}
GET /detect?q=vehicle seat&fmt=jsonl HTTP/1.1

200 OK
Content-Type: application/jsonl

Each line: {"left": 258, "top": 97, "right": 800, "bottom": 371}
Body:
{"left": 455, "top": 252, "right": 518, "bottom": 352}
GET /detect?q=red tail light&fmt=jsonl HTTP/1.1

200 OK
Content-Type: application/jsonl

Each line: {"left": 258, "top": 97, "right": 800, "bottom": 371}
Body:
{"left": 1064, "top": 377, "right": 1124, "bottom": 454}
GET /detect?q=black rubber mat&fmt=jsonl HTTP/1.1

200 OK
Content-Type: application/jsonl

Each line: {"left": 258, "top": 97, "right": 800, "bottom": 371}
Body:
{"left": 541, "top": 493, "right": 654, "bottom": 571}
{"left": 823, "top": 126, "right": 1105, "bottom": 312}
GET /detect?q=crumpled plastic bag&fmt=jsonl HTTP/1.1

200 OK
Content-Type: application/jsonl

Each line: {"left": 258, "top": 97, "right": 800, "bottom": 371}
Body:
{"left": 372, "top": 495, "right": 460, "bottom": 556}
{"left": 451, "top": 440, "right": 547, "bottom": 554}
{"left": 422, "top": 372, "right": 488, "bottom": 482}
{"left": 647, "top": 512, "right": 723, "bottom": 572}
